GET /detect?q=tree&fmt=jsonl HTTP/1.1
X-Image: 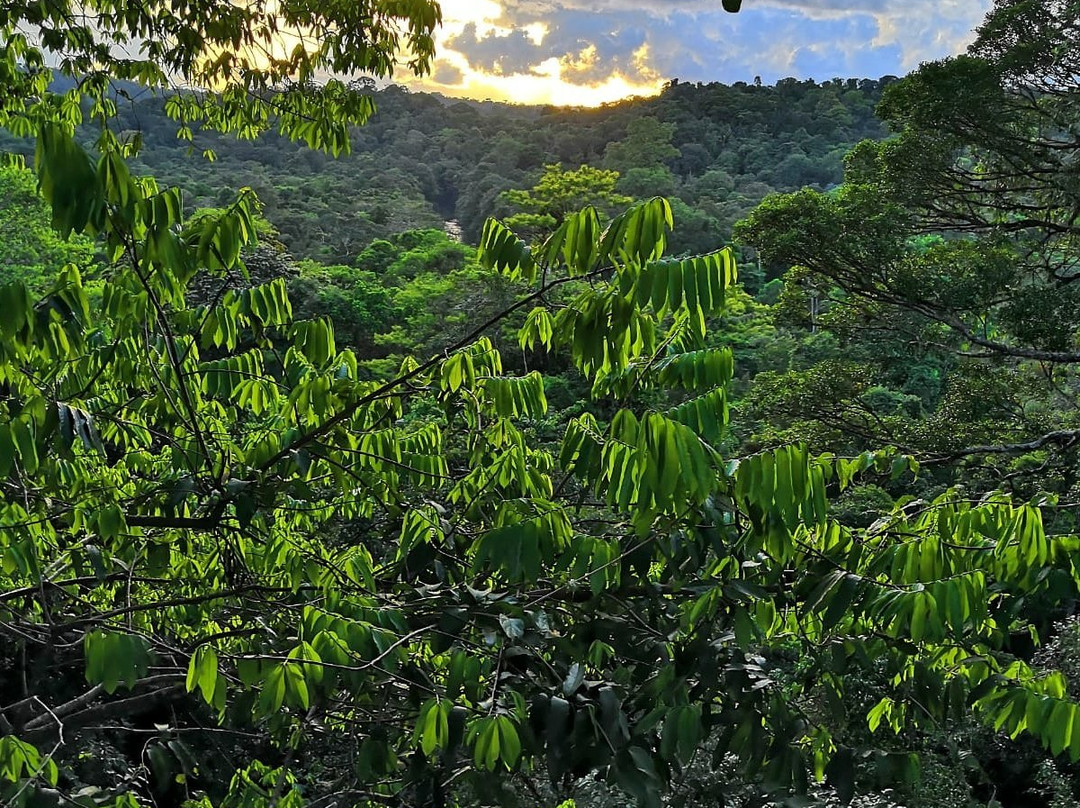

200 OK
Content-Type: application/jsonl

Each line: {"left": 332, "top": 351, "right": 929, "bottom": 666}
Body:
{"left": 736, "top": 0, "right": 1080, "bottom": 490}
{"left": 617, "top": 167, "right": 679, "bottom": 200}
{"left": 0, "top": 0, "right": 441, "bottom": 152}
{"left": 5, "top": 2, "right": 1080, "bottom": 808}
{"left": 502, "top": 163, "right": 632, "bottom": 242}
{"left": 603, "top": 118, "right": 681, "bottom": 174}
{"left": 0, "top": 164, "right": 98, "bottom": 290}
{"left": 288, "top": 229, "right": 520, "bottom": 362}
{"left": 6, "top": 125, "right": 1080, "bottom": 807}
{"left": 5, "top": 64, "right": 887, "bottom": 260}
{"left": 731, "top": 8, "right": 1080, "bottom": 798}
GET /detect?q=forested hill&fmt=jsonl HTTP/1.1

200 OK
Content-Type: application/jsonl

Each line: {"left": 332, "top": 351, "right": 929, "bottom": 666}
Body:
{"left": 49, "top": 77, "right": 889, "bottom": 262}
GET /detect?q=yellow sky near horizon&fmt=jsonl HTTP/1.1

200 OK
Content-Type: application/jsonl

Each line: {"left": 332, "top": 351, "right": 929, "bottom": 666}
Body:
{"left": 398, "top": 0, "right": 665, "bottom": 107}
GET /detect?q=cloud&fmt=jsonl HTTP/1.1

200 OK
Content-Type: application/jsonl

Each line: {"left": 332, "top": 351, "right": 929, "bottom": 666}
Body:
{"left": 431, "top": 62, "right": 465, "bottom": 86}
{"left": 400, "top": 0, "right": 992, "bottom": 106}
{"left": 445, "top": 24, "right": 536, "bottom": 76}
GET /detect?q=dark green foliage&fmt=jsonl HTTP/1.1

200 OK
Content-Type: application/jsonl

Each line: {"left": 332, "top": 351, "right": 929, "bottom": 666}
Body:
{"left": 0, "top": 77, "right": 888, "bottom": 261}
{"left": 5, "top": 2, "right": 1080, "bottom": 808}
{"left": 730, "top": 8, "right": 1080, "bottom": 800}
{"left": 0, "top": 0, "right": 441, "bottom": 154}
{"left": 603, "top": 118, "right": 680, "bottom": 173}
{"left": 0, "top": 165, "right": 98, "bottom": 290}
{"left": 287, "top": 229, "right": 519, "bottom": 363}
{"left": 8, "top": 117, "right": 1080, "bottom": 808}
{"left": 736, "top": 0, "right": 1080, "bottom": 496}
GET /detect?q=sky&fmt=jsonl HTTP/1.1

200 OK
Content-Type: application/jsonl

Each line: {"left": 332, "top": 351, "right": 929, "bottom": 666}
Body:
{"left": 398, "top": 0, "right": 993, "bottom": 106}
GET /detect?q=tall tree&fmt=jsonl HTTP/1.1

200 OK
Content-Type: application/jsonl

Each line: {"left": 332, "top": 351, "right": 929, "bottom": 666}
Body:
{"left": 501, "top": 163, "right": 631, "bottom": 242}
{"left": 603, "top": 118, "right": 681, "bottom": 174}
{"left": 737, "top": 0, "right": 1080, "bottom": 489}
{"left": 0, "top": 0, "right": 441, "bottom": 152}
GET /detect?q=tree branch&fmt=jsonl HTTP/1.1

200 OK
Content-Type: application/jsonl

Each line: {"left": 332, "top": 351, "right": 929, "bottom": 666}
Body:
{"left": 925, "top": 429, "right": 1080, "bottom": 463}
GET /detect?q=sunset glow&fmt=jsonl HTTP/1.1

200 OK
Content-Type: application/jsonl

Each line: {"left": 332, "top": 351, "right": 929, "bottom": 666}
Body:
{"left": 399, "top": 0, "right": 663, "bottom": 106}
{"left": 396, "top": 0, "right": 992, "bottom": 107}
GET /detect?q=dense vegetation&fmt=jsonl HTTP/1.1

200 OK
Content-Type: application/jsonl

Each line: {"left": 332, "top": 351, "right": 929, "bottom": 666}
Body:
{"left": 0, "top": 76, "right": 889, "bottom": 262}
{"left": 3, "top": 1, "right": 1080, "bottom": 808}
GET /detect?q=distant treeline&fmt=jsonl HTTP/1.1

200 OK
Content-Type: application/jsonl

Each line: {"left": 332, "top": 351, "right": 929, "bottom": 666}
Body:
{"left": 1, "top": 77, "right": 892, "bottom": 262}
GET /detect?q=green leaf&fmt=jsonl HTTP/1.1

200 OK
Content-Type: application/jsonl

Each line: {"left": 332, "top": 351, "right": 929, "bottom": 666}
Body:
{"left": 186, "top": 646, "right": 219, "bottom": 705}
{"left": 470, "top": 717, "right": 502, "bottom": 771}
{"left": 286, "top": 665, "right": 310, "bottom": 709}
{"left": 10, "top": 419, "right": 37, "bottom": 474}
{"left": 0, "top": 426, "right": 15, "bottom": 478}
{"left": 1049, "top": 700, "right": 1074, "bottom": 756}
{"left": 85, "top": 631, "right": 151, "bottom": 693}
{"left": 260, "top": 665, "right": 287, "bottom": 715}
{"left": 96, "top": 504, "right": 126, "bottom": 542}
{"left": 867, "top": 698, "right": 892, "bottom": 733}
{"left": 480, "top": 218, "right": 536, "bottom": 282}
{"left": 417, "top": 699, "right": 450, "bottom": 756}
{"left": 497, "top": 716, "right": 521, "bottom": 767}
